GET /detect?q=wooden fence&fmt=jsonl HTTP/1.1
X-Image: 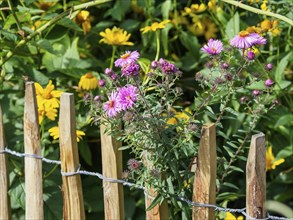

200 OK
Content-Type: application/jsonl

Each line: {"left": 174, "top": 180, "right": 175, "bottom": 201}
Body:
{"left": 0, "top": 82, "right": 267, "bottom": 220}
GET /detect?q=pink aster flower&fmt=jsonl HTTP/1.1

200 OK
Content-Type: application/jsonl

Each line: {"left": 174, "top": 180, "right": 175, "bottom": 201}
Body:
{"left": 117, "top": 85, "right": 138, "bottom": 110}
{"left": 201, "top": 39, "right": 223, "bottom": 55}
{"left": 230, "top": 31, "right": 266, "bottom": 49}
{"left": 103, "top": 91, "right": 121, "bottom": 117}
{"left": 114, "top": 50, "right": 140, "bottom": 67}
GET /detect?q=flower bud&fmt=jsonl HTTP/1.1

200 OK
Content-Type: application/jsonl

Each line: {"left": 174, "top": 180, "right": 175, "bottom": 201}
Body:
{"left": 98, "top": 79, "right": 106, "bottom": 87}
{"left": 221, "top": 62, "right": 229, "bottom": 69}
{"left": 264, "top": 79, "right": 274, "bottom": 87}
{"left": 265, "top": 63, "right": 273, "bottom": 71}
{"left": 252, "top": 90, "right": 261, "bottom": 96}
{"left": 246, "top": 51, "right": 255, "bottom": 60}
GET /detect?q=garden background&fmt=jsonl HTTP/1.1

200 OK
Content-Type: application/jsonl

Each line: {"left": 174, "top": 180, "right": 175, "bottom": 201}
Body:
{"left": 0, "top": 0, "right": 292, "bottom": 219}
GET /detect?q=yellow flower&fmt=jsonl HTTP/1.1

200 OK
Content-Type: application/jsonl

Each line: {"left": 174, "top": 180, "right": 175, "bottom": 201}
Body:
{"left": 35, "top": 80, "right": 62, "bottom": 109}
{"left": 74, "top": 10, "right": 91, "bottom": 35}
{"left": 166, "top": 107, "right": 192, "bottom": 125}
{"left": 260, "top": 0, "right": 269, "bottom": 11}
{"left": 99, "top": 26, "right": 134, "bottom": 46}
{"left": 48, "top": 126, "right": 86, "bottom": 142}
{"left": 224, "top": 212, "right": 243, "bottom": 220}
{"left": 190, "top": 3, "right": 206, "bottom": 13}
{"left": 38, "top": 104, "right": 58, "bottom": 124}
{"left": 183, "top": 178, "right": 191, "bottom": 189}
{"left": 208, "top": 0, "right": 218, "bottom": 11}
{"left": 140, "top": 20, "right": 171, "bottom": 34}
{"left": 78, "top": 72, "right": 98, "bottom": 90}
{"left": 259, "top": 19, "right": 281, "bottom": 36}
{"left": 34, "top": 0, "right": 57, "bottom": 11}
{"left": 266, "top": 146, "right": 285, "bottom": 171}
{"left": 189, "top": 17, "right": 218, "bottom": 40}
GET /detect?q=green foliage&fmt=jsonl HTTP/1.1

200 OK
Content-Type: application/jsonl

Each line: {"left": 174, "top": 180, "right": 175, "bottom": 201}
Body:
{"left": 0, "top": 0, "right": 292, "bottom": 219}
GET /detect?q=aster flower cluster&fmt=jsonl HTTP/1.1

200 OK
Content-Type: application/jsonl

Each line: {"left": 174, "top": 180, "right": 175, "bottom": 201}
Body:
{"left": 103, "top": 85, "right": 138, "bottom": 117}
{"left": 151, "top": 58, "right": 180, "bottom": 75}
{"left": 201, "top": 30, "right": 266, "bottom": 61}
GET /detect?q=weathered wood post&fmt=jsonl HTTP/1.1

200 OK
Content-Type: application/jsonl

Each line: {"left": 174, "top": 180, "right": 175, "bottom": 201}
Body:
{"left": 24, "top": 82, "right": 43, "bottom": 219}
{"left": 143, "top": 151, "right": 169, "bottom": 220}
{"left": 192, "top": 123, "right": 216, "bottom": 220}
{"left": 0, "top": 104, "right": 11, "bottom": 220}
{"left": 100, "top": 123, "right": 124, "bottom": 219}
{"left": 59, "top": 93, "right": 85, "bottom": 219}
{"left": 246, "top": 133, "right": 266, "bottom": 219}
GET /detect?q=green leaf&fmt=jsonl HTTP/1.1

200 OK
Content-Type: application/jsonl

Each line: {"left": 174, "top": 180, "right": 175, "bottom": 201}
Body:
{"left": 179, "top": 31, "right": 199, "bottom": 57}
{"left": 274, "top": 80, "right": 291, "bottom": 90}
{"left": 36, "top": 39, "right": 58, "bottom": 55}
{"left": 104, "top": 0, "right": 131, "bottom": 21}
{"left": 225, "top": 12, "right": 240, "bottom": 39}
{"left": 0, "top": 29, "right": 18, "bottom": 42}
{"left": 145, "top": 194, "right": 163, "bottom": 211}
{"left": 276, "top": 146, "right": 293, "bottom": 159}
{"left": 275, "top": 52, "right": 292, "bottom": 83}
{"left": 57, "top": 17, "right": 83, "bottom": 32}
{"left": 78, "top": 141, "right": 93, "bottom": 166}
{"left": 222, "top": 182, "right": 239, "bottom": 190}
{"left": 8, "top": 180, "right": 25, "bottom": 209}
{"left": 274, "top": 114, "right": 293, "bottom": 128}
{"left": 4, "top": 12, "right": 31, "bottom": 29}
{"left": 246, "top": 80, "right": 266, "bottom": 90}
{"left": 161, "top": 0, "right": 172, "bottom": 19}
{"left": 43, "top": 185, "right": 63, "bottom": 220}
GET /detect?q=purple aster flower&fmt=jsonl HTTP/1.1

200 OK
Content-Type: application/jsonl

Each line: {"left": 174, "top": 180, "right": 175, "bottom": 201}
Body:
{"left": 117, "top": 85, "right": 138, "bottom": 110}
{"left": 246, "top": 51, "right": 255, "bottom": 60}
{"left": 265, "top": 79, "right": 274, "bottom": 87}
{"left": 201, "top": 39, "right": 223, "bottom": 55}
{"left": 250, "top": 33, "right": 267, "bottom": 46}
{"left": 114, "top": 50, "right": 140, "bottom": 67}
{"left": 161, "top": 62, "right": 178, "bottom": 74}
{"left": 230, "top": 31, "right": 265, "bottom": 49}
{"left": 103, "top": 91, "right": 121, "bottom": 117}
{"left": 121, "top": 62, "right": 140, "bottom": 77}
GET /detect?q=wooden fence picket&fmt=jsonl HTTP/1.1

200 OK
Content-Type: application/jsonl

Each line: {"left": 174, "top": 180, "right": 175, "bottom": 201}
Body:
{"left": 59, "top": 93, "right": 85, "bottom": 219}
{"left": 24, "top": 82, "right": 43, "bottom": 219}
{"left": 192, "top": 123, "right": 217, "bottom": 220}
{"left": 100, "top": 123, "right": 124, "bottom": 219}
{"left": 246, "top": 133, "right": 266, "bottom": 219}
{"left": 0, "top": 104, "right": 11, "bottom": 220}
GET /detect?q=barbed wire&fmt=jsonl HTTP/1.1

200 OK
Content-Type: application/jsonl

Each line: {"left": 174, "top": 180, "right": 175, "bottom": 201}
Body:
{"left": 0, "top": 147, "right": 291, "bottom": 220}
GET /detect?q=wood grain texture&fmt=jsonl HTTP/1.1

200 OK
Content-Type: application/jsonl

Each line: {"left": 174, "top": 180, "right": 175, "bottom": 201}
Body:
{"left": 24, "top": 82, "right": 43, "bottom": 219}
{"left": 192, "top": 123, "right": 216, "bottom": 220}
{"left": 100, "top": 123, "right": 124, "bottom": 220}
{"left": 246, "top": 133, "right": 266, "bottom": 219}
{"left": 0, "top": 104, "right": 11, "bottom": 220}
{"left": 143, "top": 151, "right": 168, "bottom": 220}
{"left": 59, "top": 93, "right": 85, "bottom": 220}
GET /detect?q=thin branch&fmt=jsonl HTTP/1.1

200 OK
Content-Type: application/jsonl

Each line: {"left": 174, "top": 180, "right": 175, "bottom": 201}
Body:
{"left": 0, "top": 0, "right": 112, "bottom": 67}
{"left": 221, "top": 0, "right": 293, "bottom": 26}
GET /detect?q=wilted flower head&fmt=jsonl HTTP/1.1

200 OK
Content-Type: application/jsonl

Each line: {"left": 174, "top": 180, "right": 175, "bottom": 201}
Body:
{"left": 74, "top": 10, "right": 91, "bottom": 35}
{"left": 115, "top": 50, "right": 140, "bottom": 67}
{"left": 265, "top": 79, "right": 274, "bottom": 87}
{"left": 117, "top": 85, "right": 138, "bottom": 110}
{"left": 127, "top": 158, "right": 141, "bottom": 171}
{"left": 121, "top": 62, "right": 140, "bottom": 77}
{"left": 230, "top": 31, "right": 266, "bottom": 49}
{"left": 103, "top": 91, "right": 121, "bottom": 117}
{"left": 99, "top": 26, "right": 134, "bottom": 46}
{"left": 201, "top": 39, "right": 223, "bottom": 55}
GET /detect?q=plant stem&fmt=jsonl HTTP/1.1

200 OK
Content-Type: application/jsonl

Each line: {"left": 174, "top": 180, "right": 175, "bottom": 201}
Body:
{"left": 110, "top": 46, "right": 116, "bottom": 69}
{"left": 0, "top": 0, "right": 112, "bottom": 68}
{"left": 221, "top": 0, "right": 293, "bottom": 26}
{"left": 155, "top": 31, "right": 160, "bottom": 61}
{"left": 7, "top": 0, "right": 22, "bottom": 31}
